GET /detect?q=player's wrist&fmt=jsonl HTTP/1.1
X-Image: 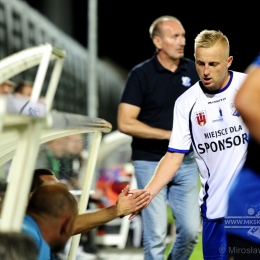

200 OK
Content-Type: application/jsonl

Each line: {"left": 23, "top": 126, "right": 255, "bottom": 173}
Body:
{"left": 144, "top": 187, "right": 155, "bottom": 199}
{"left": 113, "top": 203, "right": 124, "bottom": 218}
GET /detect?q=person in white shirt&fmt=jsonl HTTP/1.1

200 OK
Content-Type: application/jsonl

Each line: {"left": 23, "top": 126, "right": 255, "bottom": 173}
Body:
{"left": 133, "top": 29, "right": 249, "bottom": 260}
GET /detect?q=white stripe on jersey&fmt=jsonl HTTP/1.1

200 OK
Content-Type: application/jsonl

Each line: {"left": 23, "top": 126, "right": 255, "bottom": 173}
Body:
{"left": 169, "top": 71, "right": 249, "bottom": 219}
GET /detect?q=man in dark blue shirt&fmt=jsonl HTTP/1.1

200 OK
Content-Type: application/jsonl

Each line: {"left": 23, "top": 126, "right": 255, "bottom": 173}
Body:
{"left": 118, "top": 15, "right": 200, "bottom": 260}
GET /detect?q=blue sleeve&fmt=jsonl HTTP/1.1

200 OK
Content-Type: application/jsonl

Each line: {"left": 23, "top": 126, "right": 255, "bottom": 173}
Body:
{"left": 251, "top": 53, "right": 260, "bottom": 66}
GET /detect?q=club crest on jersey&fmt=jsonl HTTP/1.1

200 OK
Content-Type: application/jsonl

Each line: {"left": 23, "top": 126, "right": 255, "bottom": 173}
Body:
{"left": 195, "top": 111, "right": 206, "bottom": 126}
{"left": 212, "top": 108, "right": 224, "bottom": 123}
{"left": 181, "top": 76, "right": 192, "bottom": 87}
{"left": 231, "top": 103, "right": 240, "bottom": 117}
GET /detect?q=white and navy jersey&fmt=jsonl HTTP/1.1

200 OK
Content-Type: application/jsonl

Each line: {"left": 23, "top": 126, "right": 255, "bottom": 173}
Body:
{"left": 168, "top": 71, "right": 249, "bottom": 219}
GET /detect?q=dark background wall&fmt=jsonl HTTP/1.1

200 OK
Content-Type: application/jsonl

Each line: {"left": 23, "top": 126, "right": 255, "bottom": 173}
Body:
{"left": 24, "top": 1, "right": 260, "bottom": 73}
{"left": 3, "top": 0, "right": 260, "bottom": 129}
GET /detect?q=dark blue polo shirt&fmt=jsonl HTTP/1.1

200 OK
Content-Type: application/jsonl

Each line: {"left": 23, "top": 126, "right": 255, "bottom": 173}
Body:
{"left": 120, "top": 55, "right": 199, "bottom": 161}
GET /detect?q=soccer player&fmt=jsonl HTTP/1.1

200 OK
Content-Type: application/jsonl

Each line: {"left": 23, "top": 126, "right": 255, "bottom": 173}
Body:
{"left": 227, "top": 53, "right": 260, "bottom": 259}
{"left": 133, "top": 29, "right": 249, "bottom": 260}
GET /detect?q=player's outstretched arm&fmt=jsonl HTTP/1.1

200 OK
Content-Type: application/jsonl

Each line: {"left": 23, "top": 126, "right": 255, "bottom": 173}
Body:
{"left": 73, "top": 185, "right": 150, "bottom": 235}
{"left": 129, "top": 152, "right": 185, "bottom": 219}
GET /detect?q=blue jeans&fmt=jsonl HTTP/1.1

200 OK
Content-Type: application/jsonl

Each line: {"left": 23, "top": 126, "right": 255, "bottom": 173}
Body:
{"left": 134, "top": 152, "right": 200, "bottom": 260}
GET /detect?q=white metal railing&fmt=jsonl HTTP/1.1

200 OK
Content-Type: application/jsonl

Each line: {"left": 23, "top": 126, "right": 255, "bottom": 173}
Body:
{"left": 0, "top": 44, "right": 112, "bottom": 260}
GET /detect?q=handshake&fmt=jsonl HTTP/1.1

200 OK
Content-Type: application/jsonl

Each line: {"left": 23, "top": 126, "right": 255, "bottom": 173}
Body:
{"left": 116, "top": 185, "right": 152, "bottom": 219}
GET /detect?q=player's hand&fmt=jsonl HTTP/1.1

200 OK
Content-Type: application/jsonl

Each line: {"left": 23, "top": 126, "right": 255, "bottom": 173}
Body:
{"left": 127, "top": 188, "right": 152, "bottom": 219}
{"left": 116, "top": 185, "right": 150, "bottom": 219}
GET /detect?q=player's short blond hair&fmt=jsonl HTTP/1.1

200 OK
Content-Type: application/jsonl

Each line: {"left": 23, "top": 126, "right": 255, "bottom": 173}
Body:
{"left": 195, "top": 29, "right": 230, "bottom": 55}
{"left": 149, "top": 15, "right": 181, "bottom": 39}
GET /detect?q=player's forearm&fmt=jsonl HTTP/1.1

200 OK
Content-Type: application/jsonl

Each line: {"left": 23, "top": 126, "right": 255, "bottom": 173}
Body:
{"left": 145, "top": 152, "right": 184, "bottom": 198}
{"left": 235, "top": 66, "right": 260, "bottom": 143}
{"left": 73, "top": 205, "right": 118, "bottom": 235}
{"left": 239, "top": 110, "right": 260, "bottom": 143}
{"left": 119, "top": 118, "right": 171, "bottom": 140}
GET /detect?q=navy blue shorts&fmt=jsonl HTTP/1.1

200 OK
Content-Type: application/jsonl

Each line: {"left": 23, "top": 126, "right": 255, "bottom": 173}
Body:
{"left": 203, "top": 218, "right": 228, "bottom": 260}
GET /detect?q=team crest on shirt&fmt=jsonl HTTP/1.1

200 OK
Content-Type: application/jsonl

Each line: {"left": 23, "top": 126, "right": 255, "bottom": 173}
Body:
{"left": 28, "top": 107, "right": 40, "bottom": 117}
{"left": 212, "top": 108, "right": 224, "bottom": 123}
{"left": 230, "top": 103, "right": 240, "bottom": 117}
{"left": 195, "top": 111, "right": 207, "bottom": 126}
{"left": 181, "top": 76, "right": 192, "bottom": 87}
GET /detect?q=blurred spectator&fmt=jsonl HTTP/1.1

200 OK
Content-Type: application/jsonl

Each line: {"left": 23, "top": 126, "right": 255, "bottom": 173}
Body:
{"left": 35, "top": 137, "right": 67, "bottom": 179}
{"left": 14, "top": 80, "right": 33, "bottom": 98}
{"left": 1, "top": 79, "right": 44, "bottom": 182}
{"left": 95, "top": 165, "right": 132, "bottom": 207}
{"left": 60, "top": 134, "right": 87, "bottom": 190}
{"left": 12, "top": 79, "right": 47, "bottom": 104}
{"left": 0, "top": 80, "right": 16, "bottom": 94}
{"left": 0, "top": 231, "right": 38, "bottom": 260}
{"left": 35, "top": 135, "right": 88, "bottom": 190}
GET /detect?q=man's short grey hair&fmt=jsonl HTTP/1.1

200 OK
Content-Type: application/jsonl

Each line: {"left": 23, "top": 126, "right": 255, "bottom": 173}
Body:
{"left": 149, "top": 15, "right": 181, "bottom": 38}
